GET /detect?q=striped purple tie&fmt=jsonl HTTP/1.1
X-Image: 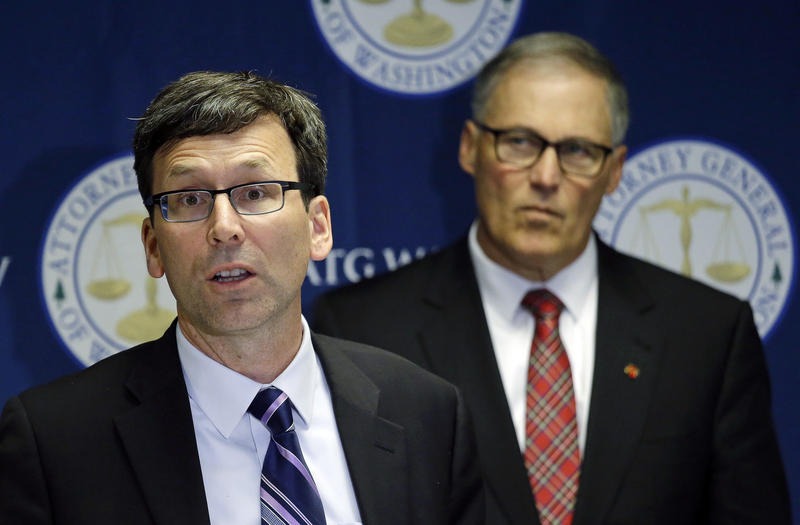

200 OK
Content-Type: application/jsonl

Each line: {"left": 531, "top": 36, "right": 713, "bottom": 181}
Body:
{"left": 248, "top": 387, "right": 326, "bottom": 525}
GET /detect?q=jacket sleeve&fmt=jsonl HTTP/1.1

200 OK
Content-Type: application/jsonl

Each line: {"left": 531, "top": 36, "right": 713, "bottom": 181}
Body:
{"left": 708, "top": 301, "right": 791, "bottom": 524}
{"left": 449, "top": 387, "right": 486, "bottom": 525}
{"left": 0, "top": 396, "right": 53, "bottom": 524}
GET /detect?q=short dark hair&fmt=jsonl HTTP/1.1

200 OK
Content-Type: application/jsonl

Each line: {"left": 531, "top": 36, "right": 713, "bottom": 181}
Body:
{"left": 472, "top": 32, "right": 629, "bottom": 145}
{"left": 133, "top": 71, "right": 327, "bottom": 210}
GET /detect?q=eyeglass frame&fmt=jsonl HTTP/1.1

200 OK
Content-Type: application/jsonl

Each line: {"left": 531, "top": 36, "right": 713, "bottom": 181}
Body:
{"left": 471, "top": 119, "right": 615, "bottom": 177}
{"left": 143, "top": 180, "right": 313, "bottom": 223}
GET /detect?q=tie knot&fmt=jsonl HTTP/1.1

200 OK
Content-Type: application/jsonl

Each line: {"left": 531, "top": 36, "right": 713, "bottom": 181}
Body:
{"left": 522, "top": 289, "right": 563, "bottom": 321}
{"left": 248, "top": 387, "right": 294, "bottom": 435}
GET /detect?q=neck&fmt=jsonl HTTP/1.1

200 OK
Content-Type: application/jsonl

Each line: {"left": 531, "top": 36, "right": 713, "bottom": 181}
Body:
{"left": 177, "top": 315, "right": 303, "bottom": 384}
{"left": 475, "top": 223, "right": 575, "bottom": 282}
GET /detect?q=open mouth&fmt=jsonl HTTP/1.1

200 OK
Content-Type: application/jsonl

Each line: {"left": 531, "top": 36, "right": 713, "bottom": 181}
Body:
{"left": 212, "top": 268, "right": 251, "bottom": 283}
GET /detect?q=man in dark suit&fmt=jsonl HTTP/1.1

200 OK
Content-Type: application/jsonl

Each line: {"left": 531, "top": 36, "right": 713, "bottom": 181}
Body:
{"left": 313, "top": 33, "right": 791, "bottom": 524}
{"left": 0, "top": 71, "right": 483, "bottom": 524}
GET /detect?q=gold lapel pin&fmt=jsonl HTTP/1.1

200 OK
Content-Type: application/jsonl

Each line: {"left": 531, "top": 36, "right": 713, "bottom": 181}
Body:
{"left": 624, "top": 363, "right": 640, "bottom": 379}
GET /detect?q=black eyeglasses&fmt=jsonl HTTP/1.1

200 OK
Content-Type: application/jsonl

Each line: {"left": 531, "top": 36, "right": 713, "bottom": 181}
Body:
{"left": 144, "top": 180, "right": 312, "bottom": 223}
{"left": 472, "top": 120, "right": 614, "bottom": 177}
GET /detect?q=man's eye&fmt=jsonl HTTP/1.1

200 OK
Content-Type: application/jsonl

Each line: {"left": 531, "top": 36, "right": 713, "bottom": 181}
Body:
{"left": 177, "top": 192, "right": 208, "bottom": 207}
{"left": 561, "top": 141, "right": 595, "bottom": 158}
{"left": 504, "top": 134, "right": 540, "bottom": 149}
{"left": 244, "top": 188, "right": 268, "bottom": 201}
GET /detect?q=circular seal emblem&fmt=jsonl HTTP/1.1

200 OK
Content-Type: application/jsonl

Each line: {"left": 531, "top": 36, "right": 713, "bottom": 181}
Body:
{"left": 310, "top": 0, "right": 524, "bottom": 95}
{"left": 40, "top": 155, "right": 176, "bottom": 367}
{"left": 594, "top": 138, "right": 795, "bottom": 339}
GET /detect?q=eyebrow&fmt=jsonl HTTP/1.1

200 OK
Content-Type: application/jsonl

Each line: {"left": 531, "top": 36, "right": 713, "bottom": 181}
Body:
{"left": 240, "top": 158, "right": 274, "bottom": 171}
{"left": 165, "top": 164, "right": 198, "bottom": 178}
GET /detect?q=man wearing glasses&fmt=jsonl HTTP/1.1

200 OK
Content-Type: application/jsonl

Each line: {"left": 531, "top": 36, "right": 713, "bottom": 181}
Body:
{"left": 0, "top": 71, "right": 484, "bottom": 524}
{"left": 313, "top": 32, "right": 790, "bottom": 524}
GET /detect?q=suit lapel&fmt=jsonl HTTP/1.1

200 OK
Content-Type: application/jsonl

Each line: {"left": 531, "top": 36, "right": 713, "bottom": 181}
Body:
{"left": 114, "top": 325, "right": 210, "bottom": 525}
{"left": 313, "top": 335, "right": 407, "bottom": 525}
{"left": 416, "top": 240, "right": 540, "bottom": 524}
{"left": 573, "top": 241, "right": 663, "bottom": 524}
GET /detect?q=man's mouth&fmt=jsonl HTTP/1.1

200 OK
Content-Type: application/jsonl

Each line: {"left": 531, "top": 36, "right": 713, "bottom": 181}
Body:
{"left": 212, "top": 268, "right": 251, "bottom": 283}
{"left": 521, "top": 205, "right": 562, "bottom": 219}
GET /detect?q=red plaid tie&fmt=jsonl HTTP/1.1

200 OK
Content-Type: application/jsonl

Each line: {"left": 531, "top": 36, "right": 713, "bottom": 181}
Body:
{"left": 522, "top": 289, "right": 580, "bottom": 525}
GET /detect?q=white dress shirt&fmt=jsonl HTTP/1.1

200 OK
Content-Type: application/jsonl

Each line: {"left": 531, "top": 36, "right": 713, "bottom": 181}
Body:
{"left": 176, "top": 316, "right": 362, "bottom": 525}
{"left": 469, "top": 221, "right": 598, "bottom": 454}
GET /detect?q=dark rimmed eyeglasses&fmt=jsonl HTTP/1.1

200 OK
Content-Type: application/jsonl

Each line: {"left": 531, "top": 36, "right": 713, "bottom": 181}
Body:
{"left": 472, "top": 119, "right": 614, "bottom": 177}
{"left": 144, "top": 180, "right": 312, "bottom": 223}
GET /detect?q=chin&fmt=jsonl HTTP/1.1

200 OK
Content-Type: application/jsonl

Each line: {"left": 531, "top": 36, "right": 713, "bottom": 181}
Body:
{"left": 513, "top": 231, "right": 560, "bottom": 253}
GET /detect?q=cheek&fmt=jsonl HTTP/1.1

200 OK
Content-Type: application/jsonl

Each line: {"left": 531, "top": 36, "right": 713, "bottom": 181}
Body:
{"left": 257, "top": 215, "right": 311, "bottom": 259}
{"left": 476, "top": 164, "right": 521, "bottom": 199}
{"left": 570, "top": 183, "right": 607, "bottom": 224}
{"left": 474, "top": 176, "right": 505, "bottom": 215}
{"left": 154, "top": 239, "right": 182, "bottom": 276}
{"left": 156, "top": 230, "right": 201, "bottom": 272}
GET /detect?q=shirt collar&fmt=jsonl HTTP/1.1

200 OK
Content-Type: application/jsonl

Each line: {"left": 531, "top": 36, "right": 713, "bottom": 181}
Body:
{"left": 468, "top": 221, "right": 598, "bottom": 320}
{"left": 176, "top": 316, "right": 319, "bottom": 438}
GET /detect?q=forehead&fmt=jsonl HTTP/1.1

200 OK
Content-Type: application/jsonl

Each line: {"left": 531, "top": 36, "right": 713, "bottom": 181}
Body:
{"left": 484, "top": 62, "right": 612, "bottom": 142}
{"left": 152, "top": 115, "right": 297, "bottom": 185}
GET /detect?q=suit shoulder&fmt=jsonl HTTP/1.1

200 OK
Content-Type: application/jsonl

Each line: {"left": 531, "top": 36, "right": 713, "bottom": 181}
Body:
{"left": 14, "top": 341, "right": 156, "bottom": 409}
{"left": 606, "top": 247, "right": 751, "bottom": 320}
{"left": 312, "top": 333, "right": 457, "bottom": 394}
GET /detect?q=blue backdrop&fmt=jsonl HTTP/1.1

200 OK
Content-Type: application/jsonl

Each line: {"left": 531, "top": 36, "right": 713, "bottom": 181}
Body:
{"left": 1, "top": 1, "right": 798, "bottom": 518}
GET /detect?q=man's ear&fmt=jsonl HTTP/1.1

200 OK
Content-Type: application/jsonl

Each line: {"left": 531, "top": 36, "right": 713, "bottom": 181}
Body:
{"left": 308, "top": 195, "right": 333, "bottom": 261}
{"left": 458, "top": 120, "right": 479, "bottom": 177}
{"left": 141, "top": 217, "right": 165, "bottom": 278}
{"left": 605, "top": 145, "right": 627, "bottom": 195}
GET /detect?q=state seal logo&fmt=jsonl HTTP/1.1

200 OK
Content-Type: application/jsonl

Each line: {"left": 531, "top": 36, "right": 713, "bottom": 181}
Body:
{"left": 594, "top": 138, "right": 795, "bottom": 339}
{"left": 311, "top": 0, "right": 524, "bottom": 95}
{"left": 40, "top": 155, "right": 176, "bottom": 367}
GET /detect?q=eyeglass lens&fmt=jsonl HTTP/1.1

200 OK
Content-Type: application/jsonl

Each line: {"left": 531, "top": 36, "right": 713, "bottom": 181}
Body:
{"left": 161, "top": 182, "right": 286, "bottom": 222}
{"left": 497, "top": 132, "right": 607, "bottom": 174}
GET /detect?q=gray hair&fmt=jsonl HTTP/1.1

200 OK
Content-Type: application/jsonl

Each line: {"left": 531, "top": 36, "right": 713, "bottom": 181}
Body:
{"left": 471, "top": 32, "right": 629, "bottom": 145}
{"left": 133, "top": 70, "right": 327, "bottom": 208}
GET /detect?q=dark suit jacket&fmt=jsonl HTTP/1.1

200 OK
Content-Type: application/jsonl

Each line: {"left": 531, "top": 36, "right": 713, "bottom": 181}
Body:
{"left": 0, "top": 324, "right": 483, "bottom": 525}
{"left": 312, "top": 236, "right": 791, "bottom": 525}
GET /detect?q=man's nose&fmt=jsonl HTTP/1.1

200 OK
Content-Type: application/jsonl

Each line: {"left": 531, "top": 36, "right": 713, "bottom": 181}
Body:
{"left": 207, "top": 194, "right": 245, "bottom": 245}
{"left": 527, "top": 145, "right": 563, "bottom": 187}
